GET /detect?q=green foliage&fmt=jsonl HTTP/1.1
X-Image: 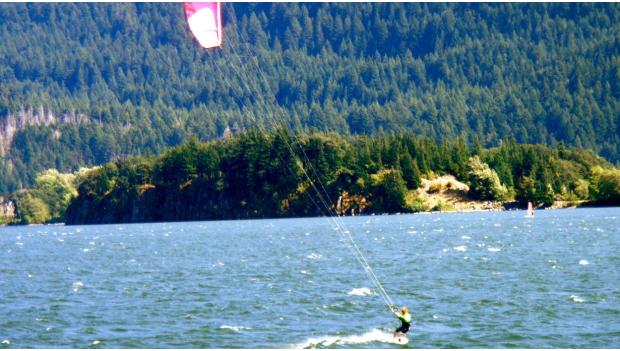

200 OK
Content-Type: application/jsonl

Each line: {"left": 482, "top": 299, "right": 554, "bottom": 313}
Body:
{"left": 400, "top": 152, "right": 422, "bottom": 189}
{"left": 431, "top": 200, "right": 455, "bottom": 212}
{"left": 12, "top": 168, "right": 92, "bottom": 223}
{"left": 589, "top": 166, "right": 620, "bottom": 204}
{"left": 63, "top": 131, "right": 619, "bottom": 224}
{"left": 34, "top": 169, "right": 77, "bottom": 217}
{"left": 368, "top": 169, "right": 408, "bottom": 213}
{"left": 13, "top": 192, "right": 51, "bottom": 224}
{"left": 1, "top": 3, "right": 620, "bottom": 195}
{"left": 573, "top": 179, "right": 590, "bottom": 200}
{"left": 467, "top": 156, "right": 509, "bottom": 201}
{"left": 405, "top": 193, "right": 429, "bottom": 213}
{"left": 483, "top": 141, "right": 609, "bottom": 205}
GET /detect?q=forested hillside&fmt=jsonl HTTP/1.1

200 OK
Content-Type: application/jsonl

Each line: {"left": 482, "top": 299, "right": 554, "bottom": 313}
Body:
{"left": 1, "top": 3, "right": 619, "bottom": 194}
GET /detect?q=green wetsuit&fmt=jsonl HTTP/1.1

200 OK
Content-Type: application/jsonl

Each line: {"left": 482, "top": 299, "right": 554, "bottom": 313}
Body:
{"left": 395, "top": 312, "right": 411, "bottom": 334}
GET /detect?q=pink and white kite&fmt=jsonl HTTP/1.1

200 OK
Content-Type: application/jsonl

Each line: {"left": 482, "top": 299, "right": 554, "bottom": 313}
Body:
{"left": 184, "top": 2, "right": 223, "bottom": 49}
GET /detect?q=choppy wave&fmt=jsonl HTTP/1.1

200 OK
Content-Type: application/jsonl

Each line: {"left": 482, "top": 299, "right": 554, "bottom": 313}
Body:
{"left": 579, "top": 259, "right": 589, "bottom": 266}
{"left": 307, "top": 253, "right": 322, "bottom": 260}
{"left": 220, "top": 325, "right": 252, "bottom": 332}
{"left": 293, "top": 328, "right": 398, "bottom": 348}
{"left": 72, "top": 281, "right": 84, "bottom": 291}
{"left": 569, "top": 295, "right": 584, "bottom": 303}
{"left": 347, "top": 287, "right": 375, "bottom": 296}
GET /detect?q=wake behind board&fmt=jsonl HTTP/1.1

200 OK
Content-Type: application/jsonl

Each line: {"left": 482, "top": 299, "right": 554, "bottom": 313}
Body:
{"left": 393, "top": 332, "right": 408, "bottom": 345}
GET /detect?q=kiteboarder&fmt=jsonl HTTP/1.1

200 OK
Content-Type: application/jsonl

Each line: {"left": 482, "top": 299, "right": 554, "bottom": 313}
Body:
{"left": 393, "top": 306, "right": 411, "bottom": 337}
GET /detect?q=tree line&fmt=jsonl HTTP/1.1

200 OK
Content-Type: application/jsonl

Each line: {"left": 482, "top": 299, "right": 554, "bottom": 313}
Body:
{"left": 43, "top": 131, "right": 616, "bottom": 225}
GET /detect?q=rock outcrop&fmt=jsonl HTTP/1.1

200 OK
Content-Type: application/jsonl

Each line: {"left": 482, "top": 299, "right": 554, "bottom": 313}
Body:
{"left": 0, "top": 107, "right": 90, "bottom": 156}
{"left": 0, "top": 196, "right": 16, "bottom": 219}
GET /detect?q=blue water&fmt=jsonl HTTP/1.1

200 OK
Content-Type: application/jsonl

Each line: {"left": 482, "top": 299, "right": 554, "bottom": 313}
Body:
{"left": 1, "top": 208, "right": 619, "bottom": 348}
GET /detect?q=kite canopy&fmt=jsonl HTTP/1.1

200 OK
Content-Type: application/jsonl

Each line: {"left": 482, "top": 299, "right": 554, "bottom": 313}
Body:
{"left": 184, "top": 2, "right": 222, "bottom": 49}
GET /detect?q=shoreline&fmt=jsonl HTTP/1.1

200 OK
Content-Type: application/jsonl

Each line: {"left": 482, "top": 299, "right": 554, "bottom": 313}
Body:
{"left": 16, "top": 201, "right": 613, "bottom": 227}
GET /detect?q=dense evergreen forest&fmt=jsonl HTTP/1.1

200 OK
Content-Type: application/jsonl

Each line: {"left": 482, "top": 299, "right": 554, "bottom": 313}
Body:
{"left": 55, "top": 131, "right": 616, "bottom": 225}
{"left": 1, "top": 3, "right": 619, "bottom": 195}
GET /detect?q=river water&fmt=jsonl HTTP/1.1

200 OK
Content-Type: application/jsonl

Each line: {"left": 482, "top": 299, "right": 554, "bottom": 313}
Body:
{"left": 1, "top": 207, "right": 619, "bottom": 348}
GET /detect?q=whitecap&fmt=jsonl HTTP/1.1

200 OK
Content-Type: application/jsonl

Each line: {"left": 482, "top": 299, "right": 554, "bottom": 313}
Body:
{"left": 407, "top": 231, "right": 417, "bottom": 234}
{"left": 220, "top": 325, "right": 252, "bottom": 332}
{"left": 453, "top": 245, "right": 467, "bottom": 252}
{"left": 82, "top": 248, "right": 90, "bottom": 252}
{"left": 487, "top": 247, "right": 501, "bottom": 252}
{"left": 300, "top": 270, "right": 310, "bottom": 275}
{"left": 1, "top": 340, "right": 10, "bottom": 345}
{"left": 461, "top": 235, "right": 471, "bottom": 240}
{"left": 92, "top": 340, "right": 102, "bottom": 345}
{"left": 293, "top": 329, "right": 398, "bottom": 348}
{"left": 307, "top": 253, "right": 322, "bottom": 260}
{"left": 579, "top": 259, "right": 589, "bottom": 266}
{"left": 347, "top": 287, "right": 375, "bottom": 296}
{"left": 494, "top": 223, "right": 501, "bottom": 227}
{"left": 72, "top": 281, "right": 84, "bottom": 291}
{"left": 569, "top": 295, "right": 584, "bottom": 303}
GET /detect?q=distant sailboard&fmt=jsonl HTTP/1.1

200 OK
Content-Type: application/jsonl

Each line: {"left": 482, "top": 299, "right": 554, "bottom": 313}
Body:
{"left": 525, "top": 201, "right": 535, "bottom": 218}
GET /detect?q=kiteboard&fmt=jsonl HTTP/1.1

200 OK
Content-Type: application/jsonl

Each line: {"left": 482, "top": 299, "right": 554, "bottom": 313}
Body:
{"left": 393, "top": 332, "right": 408, "bottom": 345}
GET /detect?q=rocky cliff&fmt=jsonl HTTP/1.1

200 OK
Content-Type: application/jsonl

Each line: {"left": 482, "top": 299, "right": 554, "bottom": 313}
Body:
{"left": 0, "top": 107, "right": 90, "bottom": 156}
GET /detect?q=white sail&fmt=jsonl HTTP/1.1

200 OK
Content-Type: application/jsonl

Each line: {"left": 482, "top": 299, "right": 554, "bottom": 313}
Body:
{"left": 526, "top": 202, "right": 535, "bottom": 217}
